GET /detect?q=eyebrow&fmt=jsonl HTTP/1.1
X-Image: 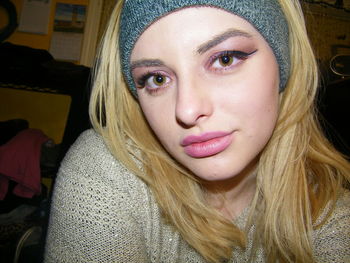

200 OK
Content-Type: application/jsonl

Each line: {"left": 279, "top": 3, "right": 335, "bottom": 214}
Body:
{"left": 130, "top": 59, "right": 165, "bottom": 70}
{"left": 130, "top": 29, "right": 253, "bottom": 70}
{"left": 197, "top": 29, "right": 253, "bottom": 54}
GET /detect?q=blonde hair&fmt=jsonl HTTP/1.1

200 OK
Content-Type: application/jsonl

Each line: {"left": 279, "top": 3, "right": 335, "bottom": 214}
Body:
{"left": 89, "top": 0, "right": 350, "bottom": 262}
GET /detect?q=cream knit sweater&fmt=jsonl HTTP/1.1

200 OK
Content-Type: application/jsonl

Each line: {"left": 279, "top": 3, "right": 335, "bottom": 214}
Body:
{"left": 44, "top": 129, "right": 350, "bottom": 262}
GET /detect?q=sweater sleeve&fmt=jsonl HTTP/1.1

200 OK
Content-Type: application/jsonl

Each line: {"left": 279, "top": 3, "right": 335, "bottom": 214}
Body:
{"left": 44, "top": 130, "right": 149, "bottom": 263}
{"left": 313, "top": 190, "right": 350, "bottom": 263}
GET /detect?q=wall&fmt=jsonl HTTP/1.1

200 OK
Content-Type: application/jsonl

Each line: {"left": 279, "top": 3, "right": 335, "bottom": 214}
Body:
{"left": 7, "top": 0, "right": 88, "bottom": 51}
{"left": 302, "top": 2, "right": 350, "bottom": 79}
{"left": 0, "top": 89, "right": 71, "bottom": 144}
{"left": 9, "top": 1, "right": 350, "bottom": 69}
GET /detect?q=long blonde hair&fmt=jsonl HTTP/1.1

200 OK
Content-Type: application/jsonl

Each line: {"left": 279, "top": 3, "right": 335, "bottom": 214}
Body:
{"left": 89, "top": 0, "right": 350, "bottom": 262}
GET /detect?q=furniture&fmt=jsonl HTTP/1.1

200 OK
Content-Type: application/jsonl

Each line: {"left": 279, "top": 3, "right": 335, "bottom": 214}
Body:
{"left": 0, "top": 42, "right": 91, "bottom": 263}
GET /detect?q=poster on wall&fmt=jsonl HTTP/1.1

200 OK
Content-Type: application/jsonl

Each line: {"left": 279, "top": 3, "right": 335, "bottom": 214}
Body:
{"left": 49, "top": 3, "right": 86, "bottom": 61}
{"left": 18, "top": 0, "right": 52, "bottom": 34}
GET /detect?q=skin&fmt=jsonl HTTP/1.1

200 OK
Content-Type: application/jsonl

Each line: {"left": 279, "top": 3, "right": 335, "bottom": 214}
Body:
{"left": 131, "top": 7, "right": 280, "bottom": 218}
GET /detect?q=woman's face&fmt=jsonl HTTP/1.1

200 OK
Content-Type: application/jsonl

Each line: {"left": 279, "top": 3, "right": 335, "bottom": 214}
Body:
{"left": 131, "top": 7, "right": 280, "bottom": 182}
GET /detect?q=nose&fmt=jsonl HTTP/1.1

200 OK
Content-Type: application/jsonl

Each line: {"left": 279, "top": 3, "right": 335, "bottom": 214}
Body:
{"left": 175, "top": 76, "right": 213, "bottom": 128}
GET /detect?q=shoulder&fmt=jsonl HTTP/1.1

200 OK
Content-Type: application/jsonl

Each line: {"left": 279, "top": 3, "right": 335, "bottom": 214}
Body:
{"left": 313, "top": 189, "right": 350, "bottom": 263}
{"left": 55, "top": 129, "right": 154, "bottom": 219}
{"left": 321, "top": 189, "right": 350, "bottom": 228}
{"left": 61, "top": 129, "right": 128, "bottom": 176}
{"left": 59, "top": 129, "right": 145, "bottom": 195}
{"left": 45, "top": 129, "right": 156, "bottom": 262}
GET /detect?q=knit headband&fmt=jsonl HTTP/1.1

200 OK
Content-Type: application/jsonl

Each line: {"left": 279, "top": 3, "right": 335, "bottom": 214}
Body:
{"left": 119, "top": 0, "right": 290, "bottom": 97}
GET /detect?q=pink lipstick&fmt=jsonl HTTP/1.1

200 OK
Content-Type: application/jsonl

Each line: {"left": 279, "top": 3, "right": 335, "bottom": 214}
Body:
{"left": 181, "top": 131, "right": 233, "bottom": 158}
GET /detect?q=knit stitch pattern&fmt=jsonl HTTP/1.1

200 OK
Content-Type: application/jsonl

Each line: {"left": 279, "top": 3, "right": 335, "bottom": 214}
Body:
{"left": 44, "top": 130, "right": 350, "bottom": 262}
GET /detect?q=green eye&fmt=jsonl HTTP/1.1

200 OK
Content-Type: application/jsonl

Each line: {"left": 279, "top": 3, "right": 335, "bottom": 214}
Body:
{"left": 153, "top": 75, "right": 166, "bottom": 86}
{"left": 219, "top": 55, "right": 234, "bottom": 67}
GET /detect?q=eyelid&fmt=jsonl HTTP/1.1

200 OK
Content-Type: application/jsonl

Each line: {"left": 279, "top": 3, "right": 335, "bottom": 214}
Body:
{"left": 136, "top": 70, "right": 167, "bottom": 86}
{"left": 136, "top": 71, "right": 153, "bottom": 87}
{"left": 135, "top": 70, "right": 171, "bottom": 95}
{"left": 208, "top": 49, "right": 257, "bottom": 70}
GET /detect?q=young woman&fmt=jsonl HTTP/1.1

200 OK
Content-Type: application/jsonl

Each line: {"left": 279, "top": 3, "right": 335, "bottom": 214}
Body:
{"left": 44, "top": 0, "right": 350, "bottom": 262}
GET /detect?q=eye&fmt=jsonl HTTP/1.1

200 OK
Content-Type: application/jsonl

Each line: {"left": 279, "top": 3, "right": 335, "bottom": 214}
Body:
{"left": 152, "top": 74, "right": 167, "bottom": 86}
{"left": 211, "top": 50, "right": 257, "bottom": 70}
{"left": 136, "top": 72, "right": 171, "bottom": 94}
{"left": 216, "top": 54, "right": 235, "bottom": 67}
{"left": 146, "top": 74, "right": 170, "bottom": 90}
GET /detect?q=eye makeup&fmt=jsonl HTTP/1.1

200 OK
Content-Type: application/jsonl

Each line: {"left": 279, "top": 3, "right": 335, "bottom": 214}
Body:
{"left": 207, "top": 49, "right": 258, "bottom": 72}
{"left": 132, "top": 34, "right": 259, "bottom": 96}
{"left": 136, "top": 71, "right": 155, "bottom": 87}
{"left": 133, "top": 48, "right": 257, "bottom": 95}
{"left": 135, "top": 70, "right": 171, "bottom": 95}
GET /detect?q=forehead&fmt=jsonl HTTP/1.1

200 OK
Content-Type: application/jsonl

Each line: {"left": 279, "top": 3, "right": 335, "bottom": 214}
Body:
{"left": 131, "top": 7, "right": 262, "bottom": 59}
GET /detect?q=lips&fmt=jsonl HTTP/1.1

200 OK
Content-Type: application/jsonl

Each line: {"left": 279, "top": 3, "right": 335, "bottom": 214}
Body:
{"left": 181, "top": 131, "right": 233, "bottom": 158}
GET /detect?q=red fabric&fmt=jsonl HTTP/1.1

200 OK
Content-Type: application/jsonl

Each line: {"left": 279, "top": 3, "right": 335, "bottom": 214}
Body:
{"left": 0, "top": 129, "right": 49, "bottom": 200}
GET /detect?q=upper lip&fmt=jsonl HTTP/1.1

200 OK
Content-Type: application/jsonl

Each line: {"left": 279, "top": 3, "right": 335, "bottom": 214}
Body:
{"left": 181, "top": 131, "right": 232, "bottom": 146}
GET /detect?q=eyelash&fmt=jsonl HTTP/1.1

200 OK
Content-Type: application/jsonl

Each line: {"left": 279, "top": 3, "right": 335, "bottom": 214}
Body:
{"left": 135, "top": 49, "right": 257, "bottom": 95}
{"left": 208, "top": 50, "right": 257, "bottom": 71}
{"left": 136, "top": 72, "right": 153, "bottom": 87}
{"left": 136, "top": 71, "right": 169, "bottom": 95}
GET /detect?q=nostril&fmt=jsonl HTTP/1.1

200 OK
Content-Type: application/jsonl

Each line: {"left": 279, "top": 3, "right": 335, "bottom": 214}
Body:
{"left": 175, "top": 108, "right": 209, "bottom": 128}
{"left": 176, "top": 118, "right": 193, "bottom": 129}
{"left": 176, "top": 116, "right": 196, "bottom": 129}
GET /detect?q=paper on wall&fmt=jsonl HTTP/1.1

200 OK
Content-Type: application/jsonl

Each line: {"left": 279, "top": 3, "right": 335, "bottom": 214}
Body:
{"left": 18, "top": 0, "right": 52, "bottom": 34}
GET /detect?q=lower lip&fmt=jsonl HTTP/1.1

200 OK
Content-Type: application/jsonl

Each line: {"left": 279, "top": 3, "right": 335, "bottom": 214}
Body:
{"left": 183, "top": 134, "right": 233, "bottom": 158}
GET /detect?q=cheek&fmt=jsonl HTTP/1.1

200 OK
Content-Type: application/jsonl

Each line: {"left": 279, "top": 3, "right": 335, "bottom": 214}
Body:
{"left": 247, "top": 84, "right": 279, "bottom": 120}
{"left": 218, "top": 75, "right": 279, "bottom": 120}
{"left": 245, "top": 80, "right": 279, "bottom": 124}
{"left": 240, "top": 55, "right": 279, "bottom": 123}
{"left": 139, "top": 98, "right": 178, "bottom": 148}
{"left": 216, "top": 57, "right": 279, "bottom": 140}
{"left": 239, "top": 80, "right": 280, "bottom": 146}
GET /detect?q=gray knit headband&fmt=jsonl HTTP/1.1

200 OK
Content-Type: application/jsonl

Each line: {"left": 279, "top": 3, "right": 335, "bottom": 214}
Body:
{"left": 119, "top": 0, "right": 290, "bottom": 97}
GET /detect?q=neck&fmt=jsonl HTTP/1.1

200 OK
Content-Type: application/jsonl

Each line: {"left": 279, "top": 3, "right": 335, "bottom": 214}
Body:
{"left": 203, "top": 158, "right": 257, "bottom": 220}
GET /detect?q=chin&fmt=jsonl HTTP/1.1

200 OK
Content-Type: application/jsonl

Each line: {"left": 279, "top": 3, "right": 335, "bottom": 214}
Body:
{"left": 186, "top": 160, "right": 249, "bottom": 181}
{"left": 178, "top": 151, "right": 259, "bottom": 184}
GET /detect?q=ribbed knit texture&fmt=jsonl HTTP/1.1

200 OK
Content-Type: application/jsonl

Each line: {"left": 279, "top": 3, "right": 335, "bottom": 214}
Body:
{"left": 119, "top": 0, "right": 290, "bottom": 97}
{"left": 44, "top": 130, "right": 350, "bottom": 262}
